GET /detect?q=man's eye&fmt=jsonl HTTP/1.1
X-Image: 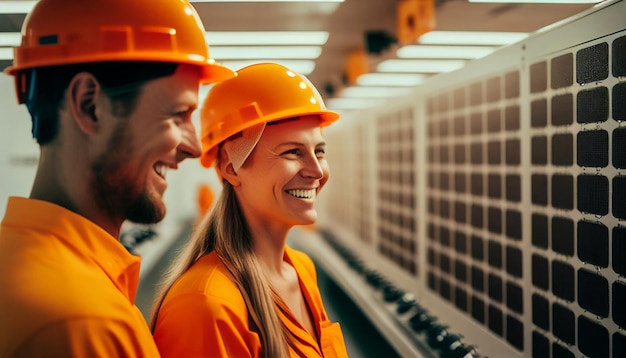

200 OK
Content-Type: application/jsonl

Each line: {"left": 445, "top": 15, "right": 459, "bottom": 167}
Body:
{"left": 173, "top": 110, "right": 193, "bottom": 123}
{"left": 283, "top": 149, "right": 299, "bottom": 156}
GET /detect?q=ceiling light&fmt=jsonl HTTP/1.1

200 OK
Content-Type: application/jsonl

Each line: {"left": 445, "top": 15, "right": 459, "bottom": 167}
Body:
{"left": 210, "top": 46, "right": 322, "bottom": 59}
{"left": 326, "top": 98, "right": 386, "bottom": 110}
{"left": 0, "top": 0, "right": 344, "bottom": 14}
{"left": 0, "top": 1, "right": 35, "bottom": 14}
{"left": 205, "top": 31, "right": 329, "bottom": 45}
{"left": 220, "top": 60, "right": 316, "bottom": 75}
{"left": 0, "top": 33, "right": 20, "bottom": 47}
{"left": 194, "top": 0, "right": 343, "bottom": 2}
{"left": 356, "top": 73, "right": 427, "bottom": 87}
{"left": 0, "top": 48, "right": 13, "bottom": 60}
{"left": 469, "top": 0, "right": 599, "bottom": 3}
{"left": 340, "top": 86, "right": 413, "bottom": 99}
{"left": 377, "top": 59, "right": 466, "bottom": 73}
{"left": 418, "top": 31, "right": 528, "bottom": 46}
{"left": 0, "top": 31, "right": 329, "bottom": 47}
{"left": 396, "top": 45, "right": 496, "bottom": 59}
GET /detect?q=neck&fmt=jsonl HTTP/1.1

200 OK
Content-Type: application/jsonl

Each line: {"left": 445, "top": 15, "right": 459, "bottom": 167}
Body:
{"left": 249, "top": 224, "right": 290, "bottom": 276}
{"left": 31, "top": 146, "right": 122, "bottom": 239}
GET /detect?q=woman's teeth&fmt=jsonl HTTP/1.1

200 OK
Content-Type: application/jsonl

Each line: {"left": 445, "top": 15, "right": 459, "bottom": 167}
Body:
{"left": 286, "top": 189, "right": 315, "bottom": 199}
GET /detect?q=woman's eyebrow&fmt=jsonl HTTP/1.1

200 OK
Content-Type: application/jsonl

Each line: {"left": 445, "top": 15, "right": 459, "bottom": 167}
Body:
{"left": 273, "top": 141, "right": 327, "bottom": 151}
{"left": 274, "top": 141, "right": 302, "bottom": 149}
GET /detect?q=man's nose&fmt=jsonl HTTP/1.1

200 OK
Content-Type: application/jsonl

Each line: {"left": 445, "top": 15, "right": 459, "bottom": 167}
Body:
{"left": 177, "top": 121, "right": 202, "bottom": 161}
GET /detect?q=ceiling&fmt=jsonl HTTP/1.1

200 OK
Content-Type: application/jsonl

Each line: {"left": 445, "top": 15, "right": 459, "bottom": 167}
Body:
{"left": 0, "top": 0, "right": 595, "bottom": 101}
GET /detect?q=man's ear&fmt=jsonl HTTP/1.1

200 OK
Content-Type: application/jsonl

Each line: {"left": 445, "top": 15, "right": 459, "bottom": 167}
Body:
{"left": 67, "top": 72, "right": 100, "bottom": 135}
{"left": 216, "top": 148, "right": 241, "bottom": 187}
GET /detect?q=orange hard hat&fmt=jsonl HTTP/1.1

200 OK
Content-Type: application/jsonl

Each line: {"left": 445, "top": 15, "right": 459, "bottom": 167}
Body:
{"left": 5, "top": 0, "right": 235, "bottom": 103}
{"left": 199, "top": 62, "right": 339, "bottom": 168}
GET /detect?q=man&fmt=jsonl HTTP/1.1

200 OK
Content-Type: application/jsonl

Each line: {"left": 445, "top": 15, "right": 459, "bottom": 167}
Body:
{"left": 0, "top": 0, "right": 235, "bottom": 356}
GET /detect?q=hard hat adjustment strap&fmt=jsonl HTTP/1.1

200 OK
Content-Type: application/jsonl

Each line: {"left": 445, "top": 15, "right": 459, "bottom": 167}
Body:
{"left": 223, "top": 123, "right": 266, "bottom": 172}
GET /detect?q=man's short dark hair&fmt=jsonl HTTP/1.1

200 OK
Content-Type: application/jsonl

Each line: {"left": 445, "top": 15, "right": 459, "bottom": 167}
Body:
{"left": 24, "top": 61, "right": 178, "bottom": 145}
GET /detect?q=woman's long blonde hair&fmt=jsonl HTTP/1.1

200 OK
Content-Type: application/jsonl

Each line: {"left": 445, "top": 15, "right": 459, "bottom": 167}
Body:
{"left": 150, "top": 179, "right": 299, "bottom": 358}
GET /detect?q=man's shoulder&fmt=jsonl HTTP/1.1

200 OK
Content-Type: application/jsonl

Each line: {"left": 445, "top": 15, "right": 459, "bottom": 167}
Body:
{"left": 5, "top": 315, "right": 158, "bottom": 358}
{"left": 0, "top": 259, "right": 154, "bottom": 358}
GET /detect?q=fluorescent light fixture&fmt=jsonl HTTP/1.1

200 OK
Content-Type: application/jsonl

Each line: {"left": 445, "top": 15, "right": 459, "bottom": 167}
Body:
{"left": 0, "top": 1, "right": 36, "bottom": 14}
{"left": 396, "top": 45, "right": 496, "bottom": 59}
{"left": 210, "top": 46, "right": 322, "bottom": 60}
{"left": 193, "top": 0, "right": 343, "bottom": 2}
{"left": 0, "top": 31, "right": 329, "bottom": 47}
{"left": 377, "top": 59, "right": 466, "bottom": 73}
{"left": 206, "top": 31, "right": 329, "bottom": 46}
{"left": 418, "top": 31, "right": 528, "bottom": 46}
{"left": 356, "top": 73, "right": 427, "bottom": 87}
{"left": 340, "top": 86, "right": 412, "bottom": 99}
{"left": 220, "top": 60, "right": 316, "bottom": 75}
{"left": 0, "top": 33, "right": 20, "bottom": 47}
{"left": 0, "top": 1, "right": 343, "bottom": 15}
{"left": 0, "top": 48, "right": 13, "bottom": 60}
{"left": 326, "top": 98, "right": 385, "bottom": 110}
{"left": 469, "top": 0, "right": 599, "bottom": 3}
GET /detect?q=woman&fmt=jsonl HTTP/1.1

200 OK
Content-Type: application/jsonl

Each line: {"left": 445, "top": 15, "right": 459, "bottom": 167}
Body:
{"left": 150, "top": 63, "right": 348, "bottom": 358}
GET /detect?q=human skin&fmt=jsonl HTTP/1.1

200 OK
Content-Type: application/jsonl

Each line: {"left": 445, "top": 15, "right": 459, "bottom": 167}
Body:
{"left": 232, "top": 115, "right": 328, "bottom": 235}
{"left": 29, "top": 64, "right": 203, "bottom": 238}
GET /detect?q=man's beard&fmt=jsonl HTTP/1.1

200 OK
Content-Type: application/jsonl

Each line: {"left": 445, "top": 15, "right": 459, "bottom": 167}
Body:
{"left": 91, "top": 122, "right": 166, "bottom": 225}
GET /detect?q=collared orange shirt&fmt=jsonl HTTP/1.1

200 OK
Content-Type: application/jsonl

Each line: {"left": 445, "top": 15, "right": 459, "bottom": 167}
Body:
{"left": 153, "top": 247, "right": 348, "bottom": 358}
{"left": 0, "top": 197, "right": 160, "bottom": 358}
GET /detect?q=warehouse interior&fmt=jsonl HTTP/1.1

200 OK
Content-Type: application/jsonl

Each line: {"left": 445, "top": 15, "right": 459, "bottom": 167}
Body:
{"left": 1, "top": 0, "right": 624, "bottom": 357}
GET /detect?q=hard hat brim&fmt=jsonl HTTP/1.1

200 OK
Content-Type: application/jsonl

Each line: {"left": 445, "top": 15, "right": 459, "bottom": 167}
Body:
{"left": 200, "top": 61, "right": 236, "bottom": 84}
{"left": 4, "top": 59, "right": 237, "bottom": 83}
{"left": 199, "top": 109, "right": 339, "bottom": 168}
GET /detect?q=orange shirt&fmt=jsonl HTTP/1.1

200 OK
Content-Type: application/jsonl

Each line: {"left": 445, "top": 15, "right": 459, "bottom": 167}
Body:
{"left": 153, "top": 247, "right": 348, "bottom": 358}
{"left": 0, "top": 197, "right": 160, "bottom": 357}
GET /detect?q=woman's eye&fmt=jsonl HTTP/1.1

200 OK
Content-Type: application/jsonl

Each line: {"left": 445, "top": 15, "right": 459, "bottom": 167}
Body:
{"left": 281, "top": 148, "right": 325, "bottom": 158}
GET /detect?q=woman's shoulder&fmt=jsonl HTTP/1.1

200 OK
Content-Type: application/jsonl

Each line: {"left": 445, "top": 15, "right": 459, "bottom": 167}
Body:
{"left": 166, "top": 251, "right": 245, "bottom": 308}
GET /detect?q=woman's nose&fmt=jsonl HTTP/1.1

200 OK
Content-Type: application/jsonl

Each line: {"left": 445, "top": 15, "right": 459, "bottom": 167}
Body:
{"left": 301, "top": 152, "right": 325, "bottom": 180}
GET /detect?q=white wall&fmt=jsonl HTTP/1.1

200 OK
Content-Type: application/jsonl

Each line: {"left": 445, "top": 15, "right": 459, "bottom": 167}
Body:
{"left": 0, "top": 73, "right": 38, "bottom": 218}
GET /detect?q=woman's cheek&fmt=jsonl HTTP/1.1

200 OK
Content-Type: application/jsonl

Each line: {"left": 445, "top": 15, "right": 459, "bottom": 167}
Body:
{"left": 320, "top": 161, "right": 330, "bottom": 190}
